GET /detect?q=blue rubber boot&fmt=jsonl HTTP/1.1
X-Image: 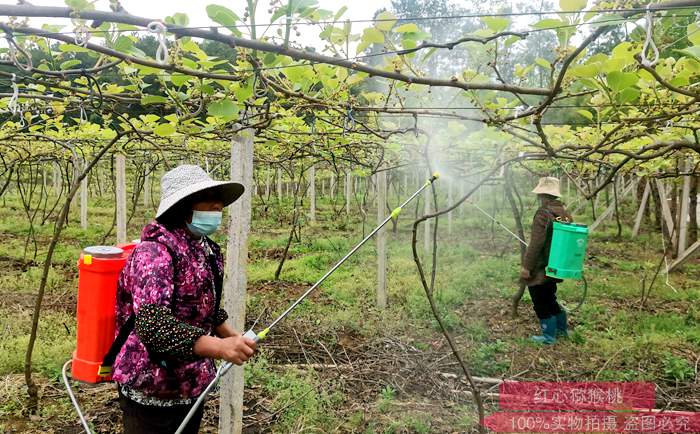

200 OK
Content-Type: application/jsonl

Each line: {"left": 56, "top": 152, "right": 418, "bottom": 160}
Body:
{"left": 555, "top": 309, "right": 568, "bottom": 338}
{"left": 531, "top": 316, "right": 557, "bottom": 344}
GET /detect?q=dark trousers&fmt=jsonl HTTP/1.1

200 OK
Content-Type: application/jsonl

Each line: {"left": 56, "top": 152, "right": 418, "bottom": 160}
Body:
{"left": 118, "top": 388, "right": 204, "bottom": 434}
{"left": 528, "top": 280, "right": 562, "bottom": 320}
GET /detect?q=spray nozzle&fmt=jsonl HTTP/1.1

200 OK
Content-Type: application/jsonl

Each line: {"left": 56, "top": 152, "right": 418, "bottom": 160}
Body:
{"left": 430, "top": 172, "right": 440, "bottom": 182}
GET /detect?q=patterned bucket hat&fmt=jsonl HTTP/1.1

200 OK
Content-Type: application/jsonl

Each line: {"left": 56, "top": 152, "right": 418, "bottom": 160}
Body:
{"left": 156, "top": 165, "right": 244, "bottom": 218}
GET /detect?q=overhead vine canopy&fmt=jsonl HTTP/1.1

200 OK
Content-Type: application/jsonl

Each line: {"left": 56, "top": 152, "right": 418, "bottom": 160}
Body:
{"left": 0, "top": 0, "right": 698, "bottom": 188}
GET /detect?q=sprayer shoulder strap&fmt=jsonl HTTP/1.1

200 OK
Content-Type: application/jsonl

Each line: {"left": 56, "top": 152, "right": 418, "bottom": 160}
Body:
{"left": 538, "top": 208, "right": 556, "bottom": 221}
{"left": 99, "top": 239, "right": 177, "bottom": 374}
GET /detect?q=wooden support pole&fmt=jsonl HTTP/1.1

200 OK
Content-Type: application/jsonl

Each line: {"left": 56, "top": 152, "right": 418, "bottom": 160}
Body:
{"left": 42, "top": 165, "right": 47, "bottom": 196}
{"left": 219, "top": 128, "right": 254, "bottom": 434}
{"left": 53, "top": 161, "right": 62, "bottom": 195}
{"left": 143, "top": 171, "right": 151, "bottom": 209}
{"left": 424, "top": 178, "right": 431, "bottom": 256}
{"left": 345, "top": 171, "right": 352, "bottom": 215}
{"left": 632, "top": 180, "right": 651, "bottom": 237}
{"left": 589, "top": 180, "right": 635, "bottom": 232}
{"left": 309, "top": 164, "right": 316, "bottom": 222}
{"left": 669, "top": 239, "right": 700, "bottom": 272}
{"left": 115, "top": 154, "right": 127, "bottom": 244}
{"left": 374, "top": 174, "right": 378, "bottom": 206}
{"left": 276, "top": 168, "right": 282, "bottom": 200}
{"left": 80, "top": 159, "right": 88, "bottom": 230}
{"left": 376, "top": 169, "right": 387, "bottom": 309}
{"left": 330, "top": 173, "right": 336, "bottom": 199}
{"left": 678, "top": 160, "right": 691, "bottom": 255}
{"left": 447, "top": 179, "right": 453, "bottom": 235}
{"left": 656, "top": 179, "right": 676, "bottom": 244}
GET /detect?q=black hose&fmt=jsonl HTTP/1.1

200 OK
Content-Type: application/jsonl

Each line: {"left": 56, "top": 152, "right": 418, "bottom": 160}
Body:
{"left": 567, "top": 273, "right": 588, "bottom": 312}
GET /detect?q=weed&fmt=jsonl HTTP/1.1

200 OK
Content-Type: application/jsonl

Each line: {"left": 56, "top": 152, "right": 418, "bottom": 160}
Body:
{"left": 377, "top": 385, "right": 396, "bottom": 413}
{"left": 245, "top": 352, "right": 339, "bottom": 432}
{"left": 662, "top": 355, "right": 695, "bottom": 383}
{"left": 470, "top": 339, "right": 510, "bottom": 376}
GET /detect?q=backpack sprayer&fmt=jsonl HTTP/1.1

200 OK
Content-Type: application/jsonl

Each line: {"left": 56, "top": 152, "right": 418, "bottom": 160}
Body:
{"left": 63, "top": 172, "right": 440, "bottom": 434}
{"left": 467, "top": 200, "right": 589, "bottom": 305}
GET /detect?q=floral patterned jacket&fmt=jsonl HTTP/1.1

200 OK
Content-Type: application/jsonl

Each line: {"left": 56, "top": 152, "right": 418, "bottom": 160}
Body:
{"left": 112, "top": 221, "right": 228, "bottom": 399}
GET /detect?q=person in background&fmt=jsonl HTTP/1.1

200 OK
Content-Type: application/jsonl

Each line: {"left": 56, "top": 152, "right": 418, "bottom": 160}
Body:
{"left": 112, "top": 165, "right": 257, "bottom": 434}
{"left": 520, "top": 177, "right": 572, "bottom": 345}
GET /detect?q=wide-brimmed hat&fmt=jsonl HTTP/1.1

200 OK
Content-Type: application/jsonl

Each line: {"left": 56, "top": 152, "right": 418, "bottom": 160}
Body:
{"left": 531, "top": 176, "right": 561, "bottom": 197}
{"left": 156, "top": 165, "right": 245, "bottom": 218}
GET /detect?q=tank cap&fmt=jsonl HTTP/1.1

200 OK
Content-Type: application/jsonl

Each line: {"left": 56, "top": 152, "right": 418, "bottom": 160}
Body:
{"left": 83, "top": 246, "right": 124, "bottom": 258}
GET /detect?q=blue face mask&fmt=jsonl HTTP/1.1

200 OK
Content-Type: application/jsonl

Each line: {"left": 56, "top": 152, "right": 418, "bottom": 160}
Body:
{"left": 187, "top": 210, "right": 222, "bottom": 237}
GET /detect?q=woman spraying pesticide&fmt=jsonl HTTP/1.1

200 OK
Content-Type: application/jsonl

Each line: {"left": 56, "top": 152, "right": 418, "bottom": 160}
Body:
{"left": 65, "top": 168, "right": 439, "bottom": 434}
{"left": 110, "top": 165, "right": 257, "bottom": 433}
{"left": 520, "top": 177, "right": 573, "bottom": 345}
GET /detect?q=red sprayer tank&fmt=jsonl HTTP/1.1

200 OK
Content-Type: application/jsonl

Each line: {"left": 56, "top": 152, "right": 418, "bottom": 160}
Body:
{"left": 72, "top": 243, "right": 137, "bottom": 383}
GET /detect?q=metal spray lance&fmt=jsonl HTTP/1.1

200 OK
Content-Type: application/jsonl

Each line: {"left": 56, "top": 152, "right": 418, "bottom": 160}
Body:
{"left": 175, "top": 172, "right": 440, "bottom": 434}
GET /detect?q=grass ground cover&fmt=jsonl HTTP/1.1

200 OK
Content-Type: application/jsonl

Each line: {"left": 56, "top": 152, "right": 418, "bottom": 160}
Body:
{"left": 0, "top": 185, "right": 698, "bottom": 433}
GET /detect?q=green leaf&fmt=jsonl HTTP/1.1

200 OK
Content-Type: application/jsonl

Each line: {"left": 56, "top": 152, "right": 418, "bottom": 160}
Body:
{"left": 560, "top": 0, "right": 587, "bottom": 11}
{"left": 481, "top": 17, "right": 510, "bottom": 33}
{"left": 375, "top": 11, "right": 397, "bottom": 32}
{"left": 206, "top": 4, "right": 242, "bottom": 36}
{"left": 363, "top": 27, "right": 384, "bottom": 44}
{"left": 607, "top": 71, "right": 638, "bottom": 92}
{"left": 166, "top": 12, "right": 189, "bottom": 27}
{"left": 611, "top": 42, "right": 635, "bottom": 67}
{"left": 535, "top": 57, "right": 551, "bottom": 69}
{"left": 271, "top": 0, "right": 318, "bottom": 22}
{"left": 154, "top": 123, "right": 177, "bottom": 136}
{"left": 334, "top": 6, "right": 348, "bottom": 20}
{"left": 141, "top": 95, "right": 169, "bottom": 105}
{"left": 577, "top": 109, "right": 593, "bottom": 121}
{"left": 233, "top": 79, "right": 254, "bottom": 102}
{"left": 65, "top": 0, "right": 94, "bottom": 10}
{"left": 113, "top": 35, "right": 146, "bottom": 57}
{"left": 531, "top": 19, "right": 564, "bottom": 30}
{"left": 60, "top": 59, "right": 81, "bottom": 70}
{"left": 394, "top": 23, "right": 420, "bottom": 33}
{"left": 357, "top": 27, "right": 384, "bottom": 53}
{"left": 401, "top": 38, "right": 417, "bottom": 51}
{"left": 568, "top": 64, "right": 598, "bottom": 78}
{"left": 679, "top": 46, "right": 700, "bottom": 60}
{"left": 263, "top": 52, "right": 280, "bottom": 66}
{"left": 104, "top": 84, "right": 124, "bottom": 94}
{"left": 688, "top": 23, "right": 700, "bottom": 46}
{"left": 170, "top": 74, "right": 191, "bottom": 87}
{"left": 617, "top": 87, "right": 640, "bottom": 104}
{"left": 58, "top": 44, "right": 90, "bottom": 53}
{"left": 589, "top": 14, "right": 624, "bottom": 28}
{"left": 583, "top": 10, "right": 598, "bottom": 21}
{"left": 207, "top": 99, "right": 239, "bottom": 120}
{"left": 504, "top": 35, "right": 522, "bottom": 47}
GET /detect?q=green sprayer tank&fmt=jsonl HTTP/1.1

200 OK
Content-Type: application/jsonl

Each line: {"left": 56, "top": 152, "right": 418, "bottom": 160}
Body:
{"left": 546, "top": 221, "right": 589, "bottom": 280}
